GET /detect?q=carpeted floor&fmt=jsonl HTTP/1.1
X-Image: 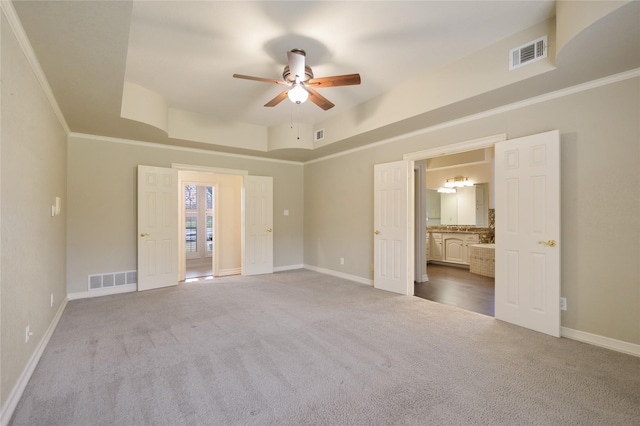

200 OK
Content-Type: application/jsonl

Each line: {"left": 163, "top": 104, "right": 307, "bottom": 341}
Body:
{"left": 10, "top": 270, "right": 640, "bottom": 425}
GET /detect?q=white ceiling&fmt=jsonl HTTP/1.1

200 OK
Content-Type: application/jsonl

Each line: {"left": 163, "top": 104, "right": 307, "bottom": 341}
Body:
{"left": 9, "top": 1, "right": 640, "bottom": 162}
{"left": 124, "top": 1, "right": 555, "bottom": 128}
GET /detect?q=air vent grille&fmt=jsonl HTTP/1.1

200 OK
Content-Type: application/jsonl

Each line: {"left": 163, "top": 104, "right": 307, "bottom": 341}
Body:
{"left": 88, "top": 270, "right": 137, "bottom": 291}
{"left": 509, "top": 36, "right": 547, "bottom": 70}
{"left": 314, "top": 128, "right": 325, "bottom": 142}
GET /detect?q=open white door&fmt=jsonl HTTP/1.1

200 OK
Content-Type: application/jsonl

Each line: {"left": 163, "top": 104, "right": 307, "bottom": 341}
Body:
{"left": 495, "top": 130, "right": 560, "bottom": 337}
{"left": 243, "top": 175, "right": 273, "bottom": 275}
{"left": 374, "top": 161, "right": 414, "bottom": 295}
{"left": 137, "top": 165, "right": 179, "bottom": 291}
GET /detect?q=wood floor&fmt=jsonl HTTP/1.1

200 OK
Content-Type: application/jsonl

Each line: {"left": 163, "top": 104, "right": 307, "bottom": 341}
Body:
{"left": 185, "top": 260, "right": 213, "bottom": 279}
{"left": 414, "top": 263, "right": 495, "bottom": 317}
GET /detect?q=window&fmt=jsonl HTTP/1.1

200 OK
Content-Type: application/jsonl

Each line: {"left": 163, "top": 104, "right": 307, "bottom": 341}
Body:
{"left": 184, "top": 184, "right": 214, "bottom": 259}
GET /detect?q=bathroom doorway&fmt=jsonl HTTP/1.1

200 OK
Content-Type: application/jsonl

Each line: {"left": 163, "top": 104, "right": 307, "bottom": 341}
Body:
{"left": 412, "top": 145, "right": 496, "bottom": 317}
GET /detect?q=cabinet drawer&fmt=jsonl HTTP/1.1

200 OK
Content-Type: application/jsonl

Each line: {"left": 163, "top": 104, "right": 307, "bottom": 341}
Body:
{"left": 464, "top": 234, "right": 480, "bottom": 243}
{"left": 431, "top": 233, "right": 442, "bottom": 240}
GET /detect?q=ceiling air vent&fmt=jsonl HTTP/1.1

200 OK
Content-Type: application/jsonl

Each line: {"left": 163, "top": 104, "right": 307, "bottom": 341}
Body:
{"left": 509, "top": 36, "right": 547, "bottom": 70}
{"left": 314, "top": 128, "right": 325, "bottom": 142}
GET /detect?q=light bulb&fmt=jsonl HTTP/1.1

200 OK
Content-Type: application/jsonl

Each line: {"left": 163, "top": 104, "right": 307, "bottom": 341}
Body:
{"left": 288, "top": 84, "right": 309, "bottom": 104}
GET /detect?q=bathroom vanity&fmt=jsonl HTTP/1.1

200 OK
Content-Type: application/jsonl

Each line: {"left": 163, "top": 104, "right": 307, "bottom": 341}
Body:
{"left": 427, "top": 228, "right": 487, "bottom": 266}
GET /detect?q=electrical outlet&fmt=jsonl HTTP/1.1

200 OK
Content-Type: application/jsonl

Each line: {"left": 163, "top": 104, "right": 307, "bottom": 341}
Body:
{"left": 340, "top": 257, "right": 345, "bottom": 265}
{"left": 25, "top": 325, "right": 31, "bottom": 343}
{"left": 560, "top": 297, "right": 567, "bottom": 311}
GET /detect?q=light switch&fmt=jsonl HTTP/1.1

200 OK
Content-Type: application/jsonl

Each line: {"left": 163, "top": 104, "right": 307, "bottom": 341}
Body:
{"left": 284, "top": 210, "right": 289, "bottom": 216}
{"left": 55, "top": 197, "right": 61, "bottom": 215}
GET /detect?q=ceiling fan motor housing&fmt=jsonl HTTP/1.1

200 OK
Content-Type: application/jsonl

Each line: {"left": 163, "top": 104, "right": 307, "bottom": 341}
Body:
{"left": 283, "top": 65, "right": 314, "bottom": 83}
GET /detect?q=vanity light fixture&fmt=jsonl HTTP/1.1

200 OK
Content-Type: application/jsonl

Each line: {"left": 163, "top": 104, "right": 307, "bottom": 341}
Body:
{"left": 444, "top": 176, "right": 474, "bottom": 188}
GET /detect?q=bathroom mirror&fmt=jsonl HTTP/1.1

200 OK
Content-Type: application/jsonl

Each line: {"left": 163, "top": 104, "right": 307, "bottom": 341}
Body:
{"left": 426, "top": 183, "right": 489, "bottom": 226}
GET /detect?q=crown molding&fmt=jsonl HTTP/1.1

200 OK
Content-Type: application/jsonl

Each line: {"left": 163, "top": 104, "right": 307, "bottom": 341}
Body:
{"left": 68, "top": 132, "right": 304, "bottom": 166}
{"left": 305, "top": 67, "right": 640, "bottom": 165}
{"left": 1, "top": 1, "right": 70, "bottom": 134}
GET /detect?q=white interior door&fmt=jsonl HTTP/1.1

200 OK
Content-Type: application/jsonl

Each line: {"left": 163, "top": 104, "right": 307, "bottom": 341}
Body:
{"left": 495, "top": 130, "right": 561, "bottom": 337}
{"left": 374, "top": 161, "right": 414, "bottom": 295}
{"left": 138, "top": 165, "right": 179, "bottom": 291}
{"left": 243, "top": 175, "right": 273, "bottom": 275}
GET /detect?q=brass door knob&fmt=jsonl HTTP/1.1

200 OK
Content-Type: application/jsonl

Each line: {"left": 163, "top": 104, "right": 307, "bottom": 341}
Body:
{"left": 266, "top": 228, "right": 273, "bottom": 233}
{"left": 538, "top": 239, "right": 557, "bottom": 247}
{"left": 374, "top": 230, "right": 381, "bottom": 235}
{"left": 140, "top": 232, "right": 150, "bottom": 237}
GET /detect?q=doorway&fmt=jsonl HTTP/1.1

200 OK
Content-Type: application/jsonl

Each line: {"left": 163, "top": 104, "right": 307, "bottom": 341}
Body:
{"left": 413, "top": 150, "right": 496, "bottom": 316}
{"left": 176, "top": 168, "right": 244, "bottom": 282}
{"left": 405, "top": 130, "right": 561, "bottom": 337}
{"left": 184, "top": 183, "right": 214, "bottom": 279}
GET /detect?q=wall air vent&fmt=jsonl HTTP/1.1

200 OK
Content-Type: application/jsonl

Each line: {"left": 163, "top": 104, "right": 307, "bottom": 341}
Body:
{"left": 509, "top": 36, "right": 547, "bottom": 70}
{"left": 314, "top": 128, "right": 325, "bottom": 142}
{"left": 88, "top": 270, "right": 137, "bottom": 290}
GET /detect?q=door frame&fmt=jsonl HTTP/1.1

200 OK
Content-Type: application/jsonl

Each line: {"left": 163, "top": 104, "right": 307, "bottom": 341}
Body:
{"left": 172, "top": 164, "right": 248, "bottom": 280}
{"left": 403, "top": 133, "right": 506, "bottom": 283}
{"left": 414, "top": 162, "right": 428, "bottom": 283}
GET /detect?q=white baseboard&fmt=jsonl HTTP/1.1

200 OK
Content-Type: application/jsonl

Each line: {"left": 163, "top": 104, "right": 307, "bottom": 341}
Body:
{"left": 303, "top": 264, "right": 373, "bottom": 286}
{"left": 1, "top": 299, "right": 68, "bottom": 426}
{"left": 68, "top": 283, "right": 136, "bottom": 300}
{"left": 218, "top": 268, "right": 242, "bottom": 277}
{"left": 561, "top": 327, "right": 640, "bottom": 357}
{"left": 274, "top": 264, "right": 304, "bottom": 272}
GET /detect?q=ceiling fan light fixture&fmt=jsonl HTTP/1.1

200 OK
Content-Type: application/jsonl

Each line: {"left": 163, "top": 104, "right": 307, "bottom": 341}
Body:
{"left": 288, "top": 84, "right": 309, "bottom": 104}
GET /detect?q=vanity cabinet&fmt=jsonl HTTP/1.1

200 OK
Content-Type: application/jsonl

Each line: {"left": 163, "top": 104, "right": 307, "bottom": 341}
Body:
{"left": 428, "top": 231, "right": 480, "bottom": 265}
{"left": 429, "top": 233, "right": 443, "bottom": 260}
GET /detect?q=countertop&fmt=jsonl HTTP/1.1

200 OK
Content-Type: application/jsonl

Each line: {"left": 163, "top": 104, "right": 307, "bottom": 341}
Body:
{"left": 427, "top": 227, "right": 490, "bottom": 234}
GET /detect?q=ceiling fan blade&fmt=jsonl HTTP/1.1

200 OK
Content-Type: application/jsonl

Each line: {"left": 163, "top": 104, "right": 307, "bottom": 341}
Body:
{"left": 307, "top": 88, "right": 335, "bottom": 110}
{"left": 287, "top": 50, "right": 306, "bottom": 82}
{"left": 264, "top": 90, "right": 289, "bottom": 107}
{"left": 307, "top": 73, "right": 361, "bottom": 88}
{"left": 233, "top": 74, "right": 288, "bottom": 85}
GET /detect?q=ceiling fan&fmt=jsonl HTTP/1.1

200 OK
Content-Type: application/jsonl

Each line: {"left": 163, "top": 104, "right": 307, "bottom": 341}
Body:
{"left": 233, "top": 49, "right": 361, "bottom": 111}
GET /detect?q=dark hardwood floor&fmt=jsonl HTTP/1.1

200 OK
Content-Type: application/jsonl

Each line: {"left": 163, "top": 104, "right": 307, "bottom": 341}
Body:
{"left": 414, "top": 263, "right": 495, "bottom": 317}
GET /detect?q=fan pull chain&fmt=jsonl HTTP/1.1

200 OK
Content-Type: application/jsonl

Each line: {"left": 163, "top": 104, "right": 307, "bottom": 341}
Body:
{"left": 290, "top": 104, "right": 301, "bottom": 140}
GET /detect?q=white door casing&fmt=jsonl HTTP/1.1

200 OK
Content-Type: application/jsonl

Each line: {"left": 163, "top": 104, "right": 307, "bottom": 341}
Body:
{"left": 374, "top": 161, "right": 414, "bottom": 295}
{"left": 137, "top": 165, "right": 179, "bottom": 291}
{"left": 495, "top": 130, "right": 561, "bottom": 337}
{"left": 243, "top": 175, "right": 273, "bottom": 275}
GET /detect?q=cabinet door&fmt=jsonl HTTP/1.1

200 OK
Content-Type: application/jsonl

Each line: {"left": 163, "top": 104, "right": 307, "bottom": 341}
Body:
{"left": 430, "top": 235, "right": 443, "bottom": 260}
{"left": 463, "top": 234, "right": 480, "bottom": 264}
{"left": 444, "top": 238, "right": 464, "bottom": 263}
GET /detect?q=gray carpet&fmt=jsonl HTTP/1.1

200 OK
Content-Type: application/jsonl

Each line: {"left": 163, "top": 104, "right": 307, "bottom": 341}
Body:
{"left": 10, "top": 270, "right": 640, "bottom": 425}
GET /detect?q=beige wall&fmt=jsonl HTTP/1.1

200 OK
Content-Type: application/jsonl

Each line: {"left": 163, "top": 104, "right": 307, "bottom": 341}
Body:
{"left": 66, "top": 135, "right": 304, "bottom": 295}
{"left": 304, "top": 76, "right": 640, "bottom": 345}
{"left": 1, "top": 15, "right": 68, "bottom": 407}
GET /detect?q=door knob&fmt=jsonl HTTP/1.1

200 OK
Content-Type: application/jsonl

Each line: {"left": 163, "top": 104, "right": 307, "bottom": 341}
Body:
{"left": 266, "top": 228, "right": 273, "bottom": 233}
{"left": 374, "top": 230, "right": 381, "bottom": 235}
{"left": 538, "top": 239, "right": 556, "bottom": 247}
{"left": 140, "top": 232, "right": 150, "bottom": 237}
